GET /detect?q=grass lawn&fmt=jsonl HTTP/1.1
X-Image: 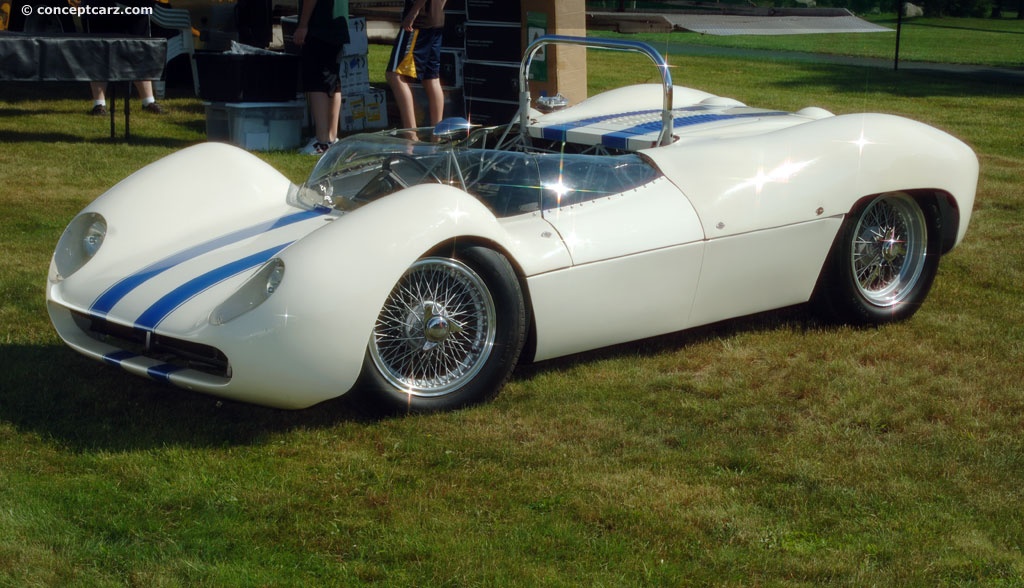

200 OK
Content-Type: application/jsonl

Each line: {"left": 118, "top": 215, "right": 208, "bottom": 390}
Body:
{"left": 597, "top": 13, "right": 1024, "bottom": 67}
{"left": 1, "top": 23, "right": 1023, "bottom": 586}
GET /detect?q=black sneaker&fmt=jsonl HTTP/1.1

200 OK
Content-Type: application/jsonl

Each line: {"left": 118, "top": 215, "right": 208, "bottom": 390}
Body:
{"left": 90, "top": 104, "right": 108, "bottom": 116}
{"left": 142, "top": 102, "right": 165, "bottom": 114}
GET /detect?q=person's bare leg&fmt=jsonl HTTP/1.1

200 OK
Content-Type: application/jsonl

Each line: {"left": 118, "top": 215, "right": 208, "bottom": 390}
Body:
{"left": 309, "top": 91, "right": 331, "bottom": 143}
{"left": 89, "top": 82, "right": 108, "bottom": 115}
{"left": 90, "top": 82, "right": 106, "bottom": 103}
{"left": 306, "top": 91, "right": 341, "bottom": 147}
{"left": 134, "top": 80, "right": 154, "bottom": 101}
{"left": 387, "top": 71, "right": 418, "bottom": 130}
{"left": 326, "top": 91, "right": 341, "bottom": 143}
{"left": 133, "top": 80, "right": 164, "bottom": 112}
{"left": 423, "top": 77, "right": 444, "bottom": 126}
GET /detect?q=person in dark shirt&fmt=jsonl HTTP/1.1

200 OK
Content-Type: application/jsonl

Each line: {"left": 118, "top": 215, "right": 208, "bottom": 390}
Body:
{"left": 83, "top": 0, "right": 164, "bottom": 115}
{"left": 295, "top": 0, "right": 349, "bottom": 154}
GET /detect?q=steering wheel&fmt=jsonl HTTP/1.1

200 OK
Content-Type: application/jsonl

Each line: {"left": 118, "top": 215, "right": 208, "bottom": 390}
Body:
{"left": 353, "top": 153, "right": 443, "bottom": 202}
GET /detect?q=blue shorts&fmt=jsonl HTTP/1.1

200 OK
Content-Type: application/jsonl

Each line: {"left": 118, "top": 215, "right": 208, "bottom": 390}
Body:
{"left": 387, "top": 27, "right": 443, "bottom": 81}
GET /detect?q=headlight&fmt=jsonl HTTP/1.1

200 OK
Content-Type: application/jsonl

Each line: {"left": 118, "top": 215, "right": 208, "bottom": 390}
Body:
{"left": 53, "top": 213, "right": 106, "bottom": 280}
{"left": 210, "top": 258, "right": 285, "bottom": 325}
{"left": 82, "top": 220, "right": 105, "bottom": 257}
{"left": 265, "top": 261, "right": 284, "bottom": 295}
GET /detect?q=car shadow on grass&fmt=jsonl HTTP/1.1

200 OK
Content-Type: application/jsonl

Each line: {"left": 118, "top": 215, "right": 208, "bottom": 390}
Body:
{"left": 512, "top": 304, "right": 821, "bottom": 382}
{"left": 0, "top": 306, "right": 832, "bottom": 452}
{"left": 0, "top": 106, "right": 69, "bottom": 118}
{"left": 768, "top": 62, "right": 1024, "bottom": 99}
{"left": 0, "top": 344, "right": 368, "bottom": 453}
{"left": 0, "top": 128, "right": 202, "bottom": 148}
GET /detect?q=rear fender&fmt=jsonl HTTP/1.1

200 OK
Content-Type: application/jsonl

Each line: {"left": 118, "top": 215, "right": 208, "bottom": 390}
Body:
{"left": 648, "top": 113, "right": 978, "bottom": 247}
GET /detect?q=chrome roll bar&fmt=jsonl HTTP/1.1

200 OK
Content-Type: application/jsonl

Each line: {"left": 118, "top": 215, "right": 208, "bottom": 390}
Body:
{"left": 519, "top": 35, "right": 675, "bottom": 147}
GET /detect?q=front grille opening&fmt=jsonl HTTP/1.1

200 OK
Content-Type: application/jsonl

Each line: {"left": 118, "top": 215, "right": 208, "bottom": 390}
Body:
{"left": 72, "top": 311, "right": 231, "bottom": 378}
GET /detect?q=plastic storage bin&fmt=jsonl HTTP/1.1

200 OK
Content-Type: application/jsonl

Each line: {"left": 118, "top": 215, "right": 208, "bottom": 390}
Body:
{"left": 205, "top": 100, "right": 305, "bottom": 151}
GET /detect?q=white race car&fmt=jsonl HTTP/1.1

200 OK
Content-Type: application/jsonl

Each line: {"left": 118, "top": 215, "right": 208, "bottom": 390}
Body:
{"left": 46, "top": 36, "right": 978, "bottom": 412}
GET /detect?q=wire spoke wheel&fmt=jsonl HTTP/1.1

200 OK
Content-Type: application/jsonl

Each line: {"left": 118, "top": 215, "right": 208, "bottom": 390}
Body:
{"left": 814, "top": 192, "right": 940, "bottom": 325}
{"left": 850, "top": 194, "right": 928, "bottom": 308}
{"left": 369, "top": 257, "right": 497, "bottom": 398}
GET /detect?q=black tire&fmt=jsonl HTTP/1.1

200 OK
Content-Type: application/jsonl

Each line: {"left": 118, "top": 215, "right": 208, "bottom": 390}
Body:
{"left": 814, "top": 193, "right": 941, "bottom": 325}
{"left": 357, "top": 245, "right": 527, "bottom": 414}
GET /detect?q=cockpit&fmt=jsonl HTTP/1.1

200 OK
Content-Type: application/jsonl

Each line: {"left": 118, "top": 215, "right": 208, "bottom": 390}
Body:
{"left": 297, "top": 124, "right": 662, "bottom": 218}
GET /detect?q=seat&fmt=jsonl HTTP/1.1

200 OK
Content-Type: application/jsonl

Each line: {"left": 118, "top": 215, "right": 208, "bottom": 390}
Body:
{"left": 150, "top": 4, "right": 199, "bottom": 95}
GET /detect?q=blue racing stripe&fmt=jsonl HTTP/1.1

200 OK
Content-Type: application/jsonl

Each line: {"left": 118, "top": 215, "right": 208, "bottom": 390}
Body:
{"left": 103, "top": 351, "right": 183, "bottom": 381}
{"left": 536, "top": 107, "right": 655, "bottom": 142}
{"left": 599, "top": 112, "right": 787, "bottom": 149}
{"left": 103, "top": 349, "right": 138, "bottom": 366}
{"left": 133, "top": 243, "right": 290, "bottom": 330}
{"left": 147, "top": 363, "right": 184, "bottom": 383}
{"left": 91, "top": 209, "right": 326, "bottom": 316}
{"left": 540, "top": 108, "right": 789, "bottom": 147}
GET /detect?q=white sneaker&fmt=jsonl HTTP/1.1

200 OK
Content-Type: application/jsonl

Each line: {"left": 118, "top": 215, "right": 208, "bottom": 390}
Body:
{"left": 298, "top": 138, "right": 319, "bottom": 155}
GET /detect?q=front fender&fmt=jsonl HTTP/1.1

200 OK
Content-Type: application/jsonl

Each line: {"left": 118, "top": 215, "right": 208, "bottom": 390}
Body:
{"left": 285, "top": 183, "right": 518, "bottom": 315}
{"left": 74, "top": 142, "right": 295, "bottom": 278}
{"left": 50, "top": 142, "right": 299, "bottom": 317}
{"left": 209, "top": 184, "right": 543, "bottom": 408}
{"left": 82, "top": 142, "right": 293, "bottom": 228}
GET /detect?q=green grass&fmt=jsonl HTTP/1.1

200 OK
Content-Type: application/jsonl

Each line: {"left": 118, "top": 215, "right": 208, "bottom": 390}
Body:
{"left": 598, "top": 14, "right": 1024, "bottom": 67}
{"left": 2, "top": 25, "right": 1024, "bottom": 585}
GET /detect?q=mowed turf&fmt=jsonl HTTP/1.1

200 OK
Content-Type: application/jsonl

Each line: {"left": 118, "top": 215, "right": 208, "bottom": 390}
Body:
{"left": 1, "top": 26, "right": 1022, "bottom": 585}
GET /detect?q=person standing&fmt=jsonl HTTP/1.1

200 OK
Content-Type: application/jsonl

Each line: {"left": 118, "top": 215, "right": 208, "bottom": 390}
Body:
{"left": 294, "top": 0, "right": 349, "bottom": 155}
{"left": 83, "top": 0, "right": 164, "bottom": 115}
{"left": 386, "top": 0, "right": 447, "bottom": 133}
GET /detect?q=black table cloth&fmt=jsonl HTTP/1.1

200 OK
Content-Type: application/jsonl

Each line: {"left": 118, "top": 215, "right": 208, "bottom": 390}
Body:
{"left": 0, "top": 31, "right": 166, "bottom": 81}
{"left": 0, "top": 32, "right": 167, "bottom": 138}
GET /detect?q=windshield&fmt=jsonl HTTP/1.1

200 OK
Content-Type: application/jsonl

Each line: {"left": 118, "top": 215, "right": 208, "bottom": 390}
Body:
{"left": 298, "top": 131, "right": 661, "bottom": 217}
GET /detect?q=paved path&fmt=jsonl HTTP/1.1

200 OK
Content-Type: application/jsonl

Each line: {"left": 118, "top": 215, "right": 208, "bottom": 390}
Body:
{"left": 652, "top": 42, "right": 1024, "bottom": 84}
